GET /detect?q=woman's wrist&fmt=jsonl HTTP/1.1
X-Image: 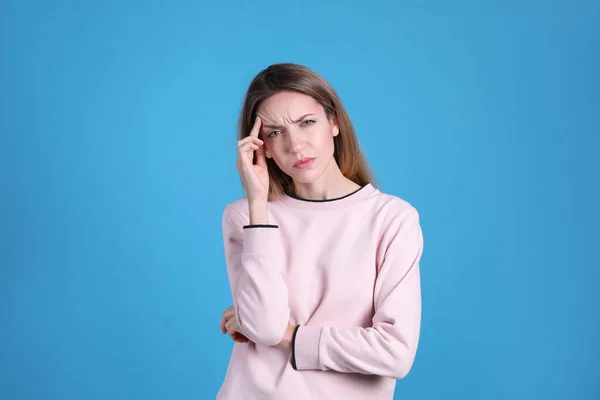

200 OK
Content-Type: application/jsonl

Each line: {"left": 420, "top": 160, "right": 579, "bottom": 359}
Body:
{"left": 277, "top": 324, "right": 297, "bottom": 350}
{"left": 248, "top": 200, "right": 268, "bottom": 225}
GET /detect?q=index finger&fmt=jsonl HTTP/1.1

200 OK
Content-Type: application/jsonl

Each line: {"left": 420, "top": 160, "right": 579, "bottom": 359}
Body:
{"left": 249, "top": 116, "right": 262, "bottom": 138}
{"left": 222, "top": 306, "right": 234, "bottom": 318}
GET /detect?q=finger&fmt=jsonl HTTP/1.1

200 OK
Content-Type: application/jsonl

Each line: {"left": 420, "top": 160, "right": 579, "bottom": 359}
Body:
{"left": 238, "top": 142, "right": 261, "bottom": 163}
{"left": 249, "top": 116, "right": 262, "bottom": 138}
{"left": 255, "top": 143, "right": 267, "bottom": 168}
{"left": 237, "top": 136, "right": 264, "bottom": 150}
{"left": 220, "top": 307, "right": 235, "bottom": 333}
{"left": 237, "top": 141, "right": 264, "bottom": 160}
{"left": 238, "top": 135, "right": 264, "bottom": 144}
{"left": 227, "top": 320, "right": 242, "bottom": 337}
{"left": 225, "top": 318, "right": 235, "bottom": 333}
{"left": 220, "top": 315, "right": 232, "bottom": 334}
{"left": 220, "top": 314, "right": 232, "bottom": 334}
{"left": 221, "top": 306, "right": 234, "bottom": 318}
{"left": 220, "top": 313, "right": 232, "bottom": 331}
{"left": 226, "top": 321, "right": 242, "bottom": 338}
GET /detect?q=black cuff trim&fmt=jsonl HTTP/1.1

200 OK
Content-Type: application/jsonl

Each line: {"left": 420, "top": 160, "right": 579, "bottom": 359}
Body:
{"left": 242, "top": 224, "right": 279, "bottom": 229}
{"left": 290, "top": 325, "right": 301, "bottom": 370}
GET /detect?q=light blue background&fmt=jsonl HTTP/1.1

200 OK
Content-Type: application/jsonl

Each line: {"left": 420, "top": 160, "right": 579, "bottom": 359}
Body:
{"left": 1, "top": 0, "right": 598, "bottom": 399}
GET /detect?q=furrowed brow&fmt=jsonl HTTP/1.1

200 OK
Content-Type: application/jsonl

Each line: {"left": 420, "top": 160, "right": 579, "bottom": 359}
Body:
{"left": 262, "top": 113, "right": 316, "bottom": 129}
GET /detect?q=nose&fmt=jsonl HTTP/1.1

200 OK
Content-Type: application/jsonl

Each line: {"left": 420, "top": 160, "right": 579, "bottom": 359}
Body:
{"left": 286, "top": 130, "right": 305, "bottom": 153}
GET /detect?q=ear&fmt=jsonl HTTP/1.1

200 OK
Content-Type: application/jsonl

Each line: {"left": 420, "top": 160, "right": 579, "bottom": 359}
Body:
{"left": 331, "top": 114, "right": 340, "bottom": 137}
{"left": 266, "top": 151, "right": 272, "bottom": 158}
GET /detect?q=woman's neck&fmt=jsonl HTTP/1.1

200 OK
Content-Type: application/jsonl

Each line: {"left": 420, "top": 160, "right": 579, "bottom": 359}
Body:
{"left": 289, "top": 172, "right": 360, "bottom": 201}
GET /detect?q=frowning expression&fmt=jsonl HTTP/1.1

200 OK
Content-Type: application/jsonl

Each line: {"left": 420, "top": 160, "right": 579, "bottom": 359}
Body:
{"left": 257, "top": 91, "right": 339, "bottom": 183}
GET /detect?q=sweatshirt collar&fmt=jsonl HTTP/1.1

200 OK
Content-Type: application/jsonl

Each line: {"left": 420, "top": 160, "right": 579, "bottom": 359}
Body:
{"left": 279, "top": 183, "right": 377, "bottom": 211}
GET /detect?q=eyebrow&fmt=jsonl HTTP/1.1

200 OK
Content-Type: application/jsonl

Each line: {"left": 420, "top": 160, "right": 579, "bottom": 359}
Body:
{"left": 261, "top": 113, "right": 316, "bottom": 129}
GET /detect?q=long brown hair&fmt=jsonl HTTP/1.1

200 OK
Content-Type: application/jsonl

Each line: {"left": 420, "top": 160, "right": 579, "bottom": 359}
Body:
{"left": 237, "top": 63, "right": 377, "bottom": 202}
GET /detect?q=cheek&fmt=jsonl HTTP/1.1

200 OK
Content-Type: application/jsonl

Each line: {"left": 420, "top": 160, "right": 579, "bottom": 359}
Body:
{"left": 266, "top": 141, "right": 283, "bottom": 161}
{"left": 315, "top": 130, "right": 336, "bottom": 151}
{"left": 265, "top": 141, "right": 275, "bottom": 154}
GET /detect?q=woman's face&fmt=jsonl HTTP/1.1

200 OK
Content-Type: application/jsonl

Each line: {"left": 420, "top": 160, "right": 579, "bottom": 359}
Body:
{"left": 256, "top": 91, "right": 339, "bottom": 184}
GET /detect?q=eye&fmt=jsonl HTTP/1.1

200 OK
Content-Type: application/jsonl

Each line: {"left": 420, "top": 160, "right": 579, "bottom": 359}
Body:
{"left": 268, "top": 130, "right": 281, "bottom": 138}
{"left": 301, "top": 120, "right": 316, "bottom": 126}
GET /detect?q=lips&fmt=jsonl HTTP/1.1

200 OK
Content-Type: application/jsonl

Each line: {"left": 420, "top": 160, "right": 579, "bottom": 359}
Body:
{"left": 294, "top": 157, "right": 315, "bottom": 168}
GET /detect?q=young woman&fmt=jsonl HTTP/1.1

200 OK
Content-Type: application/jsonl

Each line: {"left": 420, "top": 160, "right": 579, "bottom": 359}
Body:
{"left": 217, "top": 63, "right": 424, "bottom": 400}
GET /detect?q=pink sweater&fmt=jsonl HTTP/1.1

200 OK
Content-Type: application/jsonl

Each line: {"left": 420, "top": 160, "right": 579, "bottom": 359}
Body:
{"left": 217, "top": 183, "right": 423, "bottom": 400}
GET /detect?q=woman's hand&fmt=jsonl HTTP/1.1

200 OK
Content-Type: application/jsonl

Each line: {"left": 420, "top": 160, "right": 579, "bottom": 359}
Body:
{"left": 220, "top": 306, "right": 250, "bottom": 344}
{"left": 236, "top": 116, "right": 269, "bottom": 203}
{"left": 220, "top": 306, "right": 296, "bottom": 349}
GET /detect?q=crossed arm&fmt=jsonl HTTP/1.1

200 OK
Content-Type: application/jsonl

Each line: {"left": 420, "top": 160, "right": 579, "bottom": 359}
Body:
{"left": 220, "top": 205, "right": 423, "bottom": 379}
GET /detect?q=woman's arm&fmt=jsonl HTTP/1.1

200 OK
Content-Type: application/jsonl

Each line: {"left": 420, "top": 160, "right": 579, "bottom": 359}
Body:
{"left": 222, "top": 204, "right": 291, "bottom": 346}
{"left": 290, "top": 208, "right": 423, "bottom": 379}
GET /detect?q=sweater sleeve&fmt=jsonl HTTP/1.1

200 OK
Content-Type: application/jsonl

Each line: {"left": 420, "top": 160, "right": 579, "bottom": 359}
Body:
{"left": 222, "top": 204, "right": 290, "bottom": 346}
{"left": 292, "top": 208, "right": 423, "bottom": 379}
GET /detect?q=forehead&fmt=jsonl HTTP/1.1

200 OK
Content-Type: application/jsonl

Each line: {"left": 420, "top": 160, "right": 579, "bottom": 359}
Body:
{"left": 258, "top": 91, "right": 322, "bottom": 119}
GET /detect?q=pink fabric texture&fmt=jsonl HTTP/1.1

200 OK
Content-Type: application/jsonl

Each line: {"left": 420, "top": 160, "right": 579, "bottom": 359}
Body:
{"left": 217, "top": 183, "right": 424, "bottom": 400}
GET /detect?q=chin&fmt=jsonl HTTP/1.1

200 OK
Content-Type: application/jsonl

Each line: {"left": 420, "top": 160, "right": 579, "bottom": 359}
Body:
{"left": 289, "top": 169, "right": 324, "bottom": 184}
{"left": 292, "top": 177, "right": 315, "bottom": 184}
